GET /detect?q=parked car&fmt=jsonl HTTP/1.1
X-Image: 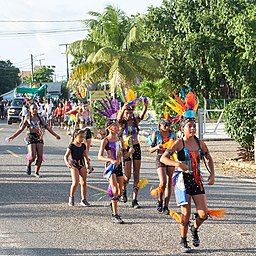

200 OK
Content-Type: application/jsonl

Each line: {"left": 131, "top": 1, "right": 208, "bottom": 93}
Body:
{"left": 7, "top": 97, "right": 24, "bottom": 124}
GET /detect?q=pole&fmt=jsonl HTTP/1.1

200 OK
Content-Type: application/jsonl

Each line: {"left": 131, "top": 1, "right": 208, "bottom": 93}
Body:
{"left": 198, "top": 109, "right": 203, "bottom": 140}
{"left": 59, "top": 43, "right": 70, "bottom": 82}
{"left": 31, "top": 54, "right": 34, "bottom": 85}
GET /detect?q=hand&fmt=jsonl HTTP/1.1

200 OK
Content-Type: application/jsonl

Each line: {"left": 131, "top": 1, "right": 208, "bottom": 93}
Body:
{"left": 178, "top": 162, "right": 189, "bottom": 172}
{"left": 157, "top": 144, "right": 163, "bottom": 150}
{"left": 123, "top": 102, "right": 129, "bottom": 110}
{"left": 207, "top": 173, "right": 215, "bottom": 185}
{"left": 6, "top": 136, "right": 13, "bottom": 142}
{"left": 110, "top": 159, "right": 118, "bottom": 165}
{"left": 67, "top": 163, "right": 72, "bottom": 169}
{"left": 129, "top": 148, "right": 135, "bottom": 154}
{"left": 56, "top": 135, "right": 61, "bottom": 140}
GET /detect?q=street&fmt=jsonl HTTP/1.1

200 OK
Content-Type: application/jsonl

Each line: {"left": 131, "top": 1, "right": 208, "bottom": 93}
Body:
{"left": 0, "top": 121, "right": 255, "bottom": 256}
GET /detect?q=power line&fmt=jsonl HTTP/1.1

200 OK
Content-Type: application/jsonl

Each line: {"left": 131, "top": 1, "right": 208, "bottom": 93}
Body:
{"left": 0, "top": 20, "right": 83, "bottom": 23}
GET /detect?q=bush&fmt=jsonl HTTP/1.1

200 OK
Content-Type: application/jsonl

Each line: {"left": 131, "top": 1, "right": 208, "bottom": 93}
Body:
{"left": 223, "top": 99, "right": 256, "bottom": 159}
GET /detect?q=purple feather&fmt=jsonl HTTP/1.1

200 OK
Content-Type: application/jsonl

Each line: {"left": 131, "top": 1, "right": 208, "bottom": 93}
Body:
{"left": 107, "top": 184, "right": 113, "bottom": 197}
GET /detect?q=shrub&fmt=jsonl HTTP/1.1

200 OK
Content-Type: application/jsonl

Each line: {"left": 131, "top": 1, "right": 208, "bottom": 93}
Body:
{"left": 223, "top": 99, "right": 256, "bottom": 160}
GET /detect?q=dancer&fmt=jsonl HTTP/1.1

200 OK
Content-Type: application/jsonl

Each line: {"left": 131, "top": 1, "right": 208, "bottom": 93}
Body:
{"left": 75, "top": 102, "right": 94, "bottom": 156}
{"left": 160, "top": 89, "right": 215, "bottom": 253}
{"left": 117, "top": 91, "right": 148, "bottom": 209}
{"left": 96, "top": 97, "right": 132, "bottom": 223}
{"left": 148, "top": 112, "right": 175, "bottom": 214}
{"left": 64, "top": 129, "right": 91, "bottom": 207}
{"left": 7, "top": 103, "right": 61, "bottom": 177}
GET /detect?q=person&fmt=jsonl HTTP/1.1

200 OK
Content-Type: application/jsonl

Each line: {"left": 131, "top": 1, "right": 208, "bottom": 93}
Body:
{"left": 98, "top": 120, "right": 133, "bottom": 224}
{"left": 148, "top": 115, "right": 175, "bottom": 214}
{"left": 64, "top": 129, "right": 91, "bottom": 207}
{"left": 55, "top": 102, "right": 64, "bottom": 128}
{"left": 45, "top": 98, "right": 55, "bottom": 128}
{"left": 63, "top": 100, "right": 72, "bottom": 131}
{"left": 117, "top": 99, "right": 148, "bottom": 208}
{"left": 7, "top": 103, "right": 61, "bottom": 177}
{"left": 19, "top": 100, "right": 28, "bottom": 125}
{"left": 75, "top": 102, "right": 94, "bottom": 157}
{"left": 160, "top": 90, "right": 215, "bottom": 253}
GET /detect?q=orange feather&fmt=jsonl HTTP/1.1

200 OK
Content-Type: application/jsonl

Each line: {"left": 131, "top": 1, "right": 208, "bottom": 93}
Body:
{"left": 186, "top": 92, "right": 196, "bottom": 110}
{"left": 150, "top": 187, "right": 159, "bottom": 198}
{"left": 208, "top": 209, "right": 227, "bottom": 218}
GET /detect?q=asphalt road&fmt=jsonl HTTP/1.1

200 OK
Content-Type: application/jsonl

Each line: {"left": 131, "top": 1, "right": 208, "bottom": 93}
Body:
{"left": 0, "top": 121, "right": 255, "bottom": 256}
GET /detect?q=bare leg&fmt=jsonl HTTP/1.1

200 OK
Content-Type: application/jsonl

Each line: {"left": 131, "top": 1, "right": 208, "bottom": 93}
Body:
{"left": 109, "top": 174, "right": 118, "bottom": 215}
{"left": 79, "top": 167, "right": 87, "bottom": 200}
{"left": 132, "top": 159, "right": 141, "bottom": 200}
{"left": 164, "top": 166, "right": 174, "bottom": 208}
{"left": 34, "top": 143, "right": 43, "bottom": 174}
{"left": 70, "top": 168, "right": 79, "bottom": 197}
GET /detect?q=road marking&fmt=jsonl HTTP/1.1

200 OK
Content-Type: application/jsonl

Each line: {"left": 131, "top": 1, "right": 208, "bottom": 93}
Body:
{"left": 87, "top": 184, "right": 107, "bottom": 193}
{"left": 6, "top": 150, "right": 19, "bottom": 158}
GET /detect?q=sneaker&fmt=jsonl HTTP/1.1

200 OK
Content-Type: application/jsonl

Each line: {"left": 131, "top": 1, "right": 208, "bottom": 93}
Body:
{"left": 68, "top": 196, "right": 74, "bottom": 206}
{"left": 163, "top": 206, "right": 170, "bottom": 215}
{"left": 180, "top": 239, "right": 191, "bottom": 253}
{"left": 190, "top": 225, "right": 200, "bottom": 247}
{"left": 34, "top": 173, "right": 41, "bottom": 178}
{"left": 111, "top": 214, "right": 124, "bottom": 224}
{"left": 80, "top": 199, "right": 90, "bottom": 207}
{"left": 26, "top": 166, "right": 31, "bottom": 175}
{"left": 156, "top": 200, "right": 163, "bottom": 213}
{"left": 132, "top": 199, "right": 140, "bottom": 209}
{"left": 120, "top": 189, "right": 127, "bottom": 203}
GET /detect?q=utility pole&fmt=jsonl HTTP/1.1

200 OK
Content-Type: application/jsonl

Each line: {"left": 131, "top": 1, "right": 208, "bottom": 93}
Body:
{"left": 59, "top": 43, "right": 70, "bottom": 82}
{"left": 31, "top": 54, "right": 34, "bottom": 85}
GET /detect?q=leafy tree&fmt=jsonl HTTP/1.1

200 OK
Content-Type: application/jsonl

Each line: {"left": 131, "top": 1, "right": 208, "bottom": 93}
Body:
{"left": 32, "top": 65, "right": 55, "bottom": 83}
{"left": 223, "top": 98, "right": 256, "bottom": 160}
{"left": 0, "top": 60, "right": 21, "bottom": 94}
{"left": 68, "top": 5, "right": 163, "bottom": 93}
{"left": 142, "top": 0, "right": 256, "bottom": 102}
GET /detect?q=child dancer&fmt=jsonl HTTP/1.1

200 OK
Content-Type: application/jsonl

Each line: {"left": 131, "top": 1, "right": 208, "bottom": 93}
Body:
{"left": 160, "top": 89, "right": 215, "bottom": 253}
{"left": 64, "top": 129, "right": 91, "bottom": 207}
{"left": 148, "top": 112, "right": 175, "bottom": 214}
{"left": 96, "top": 97, "right": 133, "bottom": 223}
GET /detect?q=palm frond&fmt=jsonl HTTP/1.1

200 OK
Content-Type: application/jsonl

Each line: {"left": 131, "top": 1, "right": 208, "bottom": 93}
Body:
{"left": 92, "top": 47, "right": 118, "bottom": 64}
{"left": 68, "top": 40, "right": 100, "bottom": 58}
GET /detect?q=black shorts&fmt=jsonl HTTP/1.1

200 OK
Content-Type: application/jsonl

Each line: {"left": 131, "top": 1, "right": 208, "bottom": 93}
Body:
{"left": 183, "top": 173, "right": 205, "bottom": 196}
{"left": 124, "top": 143, "right": 141, "bottom": 161}
{"left": 85, "top": 129, "right": 92, "bottom": 140}
{"left": 25, "top": 133, "right": 44, "bottom": 145}
{"left": 112, "top": 164, "right": 123, "bottom": 177}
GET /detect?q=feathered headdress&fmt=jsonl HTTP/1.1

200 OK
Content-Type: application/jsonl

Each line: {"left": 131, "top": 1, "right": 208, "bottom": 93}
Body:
{"left": 73, "top": 91, "right": 87, "bottom": 102}
{"left": 166, "top": 87, "right": 199, "bottom": 123}
{"left": 117, "top": 88, "right": 147, "bottom": 108}
{"left": 94, "top": 96, "right": 119, "bottom": 121}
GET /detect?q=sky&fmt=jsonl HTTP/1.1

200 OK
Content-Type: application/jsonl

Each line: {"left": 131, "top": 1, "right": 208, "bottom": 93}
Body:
{"left": 0, "top": 0, "right": 163, "bottom": 82}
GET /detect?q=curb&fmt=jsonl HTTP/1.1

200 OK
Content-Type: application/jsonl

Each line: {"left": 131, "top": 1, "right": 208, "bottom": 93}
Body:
{"left": 224, "top": 160, "right": 256, "bottom": 171}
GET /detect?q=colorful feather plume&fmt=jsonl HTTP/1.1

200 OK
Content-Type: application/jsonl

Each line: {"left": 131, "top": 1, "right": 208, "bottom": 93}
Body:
{"left": 150, "top": 186, "right": 164, "bottom": 198}
{"left": 162, "top": 139, "right": 175, "bottom": 149}
{"left": 117, "top": 88, "right": 126, "bottom": 103}
{"left": 124, "top": 135, "right": 133, "bottom": 149}
{"left": 137, "top": 178, "right": 148, "bottom": 189}
{"left": 163, "top": 109, "right": 171, "bottom": 121}
{"left": 169, "top": 209, "right": 182, "bottom": 223}
{"left": 208, "top": 209, "right": 227, "bottom": 218}
{"left": 94, "top": 96, "right": 119, "bottom": 120}
{"left": 126, "top": 89, "right": 136, "bottom": 102}
{"left": 166, "top": 87, "right": 199, "bottom": 122}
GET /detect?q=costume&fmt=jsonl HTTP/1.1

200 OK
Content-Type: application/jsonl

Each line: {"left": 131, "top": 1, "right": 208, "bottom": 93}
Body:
{"left": 68, "top": 143, "right": 86, "bottom": 170}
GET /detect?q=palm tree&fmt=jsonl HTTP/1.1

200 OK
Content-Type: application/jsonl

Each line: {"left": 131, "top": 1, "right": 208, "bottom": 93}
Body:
{"left": 68, "top": 5, "right": 163, "bottom": 93}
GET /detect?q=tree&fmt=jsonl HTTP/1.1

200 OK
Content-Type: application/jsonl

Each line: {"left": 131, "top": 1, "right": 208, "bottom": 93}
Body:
{"left": 32, "top": 65, "right": 55, "bottom": 83}
{"left": 68, "top": 5, "right": 163, "bottom": 93}
{"left": 142, "top": 0, "right": 256, "bottom": 101}
{"left": 0, "top": 60, "right": 21, "bottom": 94}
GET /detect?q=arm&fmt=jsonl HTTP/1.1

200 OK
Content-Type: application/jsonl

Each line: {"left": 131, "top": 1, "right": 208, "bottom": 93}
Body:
{"left": 120, "top": 138, "right": 134, "bottom": 158}
{"left": 74, "top": 113, "right": 79, "bottom": 130}
{"left": 160, "top": 139, "right": 189, "bottom": 171}
{"left": 117, "top": 102, "right": 129, "bottom": 123}
{"left": 148, "top": 132, "right": 163, "bottom": 153}
{"left": 139, "top": 99, "right": 148, "bottom": 121}
{"left": 83, "top": 147, "right": 90, "bottom": 168}
{"left": 7, "top": 118, "right": 28, "bottom": 141}
{"left": 201, "top": 141, "right": 215, "bottom": 185}
{"left": 46, "top": 125, "right": 61, "bottom": 139}
{"left": 64, "top": 148, "right": 72, "bottom": 168}
{"left": 98, "top": 139, "right": 117, "bottom": 164}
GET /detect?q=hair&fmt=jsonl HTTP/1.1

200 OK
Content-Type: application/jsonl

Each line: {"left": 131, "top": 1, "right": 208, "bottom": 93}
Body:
{"left": 72, "top": 128, "right": 85, "bottom": 142}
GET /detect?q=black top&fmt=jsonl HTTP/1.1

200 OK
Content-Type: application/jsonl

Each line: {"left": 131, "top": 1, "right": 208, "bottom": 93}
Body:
{"left": 68, "top": 143, "right": 86, "bottom": 161}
